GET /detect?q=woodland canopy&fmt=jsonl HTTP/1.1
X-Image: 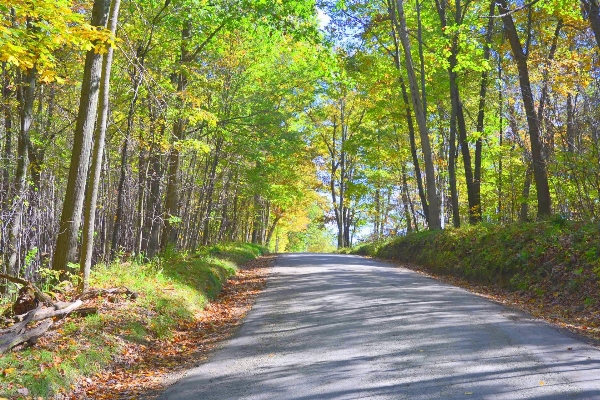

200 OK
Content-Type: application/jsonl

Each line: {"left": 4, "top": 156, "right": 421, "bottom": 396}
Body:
{"left": 0, "top": 0, "right": 599, "bottom": 290}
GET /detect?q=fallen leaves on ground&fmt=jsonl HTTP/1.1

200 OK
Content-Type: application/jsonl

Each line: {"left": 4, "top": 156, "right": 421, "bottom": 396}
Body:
{"left": 67, "top": 256, "right": 273, "bottom": 400}
{"left": 396, "top": 261, "right": 600, "bottom": 344}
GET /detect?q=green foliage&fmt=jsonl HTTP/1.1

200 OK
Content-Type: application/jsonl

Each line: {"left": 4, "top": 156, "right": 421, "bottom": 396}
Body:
{"left": 285, "top": 207, "right": 336, "bottom": 253}
{"left": 354, "top": 222, "right": 600, "bottom": 306}
{"left": 0, "top": 243, "right": 263, "bottom": 398}
{"left": 1, "top": 0, "right": 112, "bottom": 77}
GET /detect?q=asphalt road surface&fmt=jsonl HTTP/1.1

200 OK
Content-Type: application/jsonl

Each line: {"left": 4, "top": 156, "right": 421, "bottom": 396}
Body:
{"left": 159, "top": 253, "right": 600, "bottom": 399}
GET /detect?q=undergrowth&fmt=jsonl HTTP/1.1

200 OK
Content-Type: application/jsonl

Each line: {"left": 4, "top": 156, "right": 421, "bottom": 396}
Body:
{"left": 0, "top": 242, "right": 266, "bottom": 399}
{"left": 350, "top": 220, "right": 600, "bottom": 324}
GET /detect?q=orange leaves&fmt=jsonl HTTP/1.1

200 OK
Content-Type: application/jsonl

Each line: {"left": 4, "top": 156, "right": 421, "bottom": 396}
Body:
{"left": 1, "top": 0, "right": 112, "bottom": 77}
{"left": 75, "top": 256, "right": 273, "bottom": 399}
{"left": 402, "top": 262, "right": 600, "bottom": 343}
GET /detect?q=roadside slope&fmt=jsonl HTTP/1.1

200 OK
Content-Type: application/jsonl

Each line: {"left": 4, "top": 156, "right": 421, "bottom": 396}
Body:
{"left": 0, "top": 243, "right": 268, "bottom": 399}
{"left": 349, "top": 221, "right": 600, "bottom": 341}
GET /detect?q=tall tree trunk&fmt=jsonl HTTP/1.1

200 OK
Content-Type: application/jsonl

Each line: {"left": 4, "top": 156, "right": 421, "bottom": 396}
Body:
{"left": 27, "top": 84, "right": 55, "bottom": 192}
{"left": 80, "top": 0, "right": 121, "bottom": 291}
{"left": 161, "top": 145, "right": 181, "bottom": 250}
{"left": 1, "top": 63, "right": 12, "bottom": 291}
{"left": 265, "top": 214, "right": 282, "bottom": 247}
{"left": 374, "top": 188, "right": 381, "bottom": 238}
{"left": 251, "top": 194, "right": 262, "bottom": 245}
{"left": 566, "top": 94, "right": 576, "bottom": 153}
{"left": 497, "top": 62, "right": 504, "bottom": 220}
{"left": 498, "top": 0, "right": 551, "bottom": 218}
{"left": 387, "top": 17, "right": 430, "bottom": 222}
{"left": 144, "top": 96, "right": 164, "bottom": 258}
{"left": 8, "top": 68, "right": 36, "bottom": 275}
{"left": 474, "top": 0, "right": 496, "bottom": 221}
{"left": 448, "top": 105, "right": 460, "bottom": 227}
{"left": 450, "top": 40, "right": 478, "bottom": 223}
{"left": 2, "top": 63, "right": 13, "bottom": 209}
{"left": 52, "top": 0, "right": 111, "bottom": 274}
{"left": 339, "top": 101, "right": 348, "bottom": 246}
{"left": 436, "top": 0, "right": 479, "bottom": 224}
{"left": 217, "top": 170, "right": 233, "bottom": 242}
{"left": 201, "top": 136, "right": 223, "bottom": 246}
{"left": 537, "top": 20, "right": 563, "bottom": 154}
{"left": 415, "top": 0, "right": 427, "bottom": 114}
{"left": 520, "top": 165, "right": 532, "bottom": 222}
{"left": 582, "top": 0, "right": 600, "bottom": 49}
{"left": 146, "top": 148, "right": 162, "bottom": 258}
{"left": 399, "top": 77, "right": 428, "bottom": 221}
{"left": 344, "top": 207, "right": 353, "bottom": 247}
{"left": 135, "top": 149, "right": 148, "bottom": 255}
{"left": 111, "top": 59, "right": 143, "bottom": 259}
{"left": 392, "top": 0, "right": 441, "bottom": 229}
{"left": 161, "top": 21, "right": 191, "bottom": 251}
{"left": 401, "top": 167, "right": 413, "bottom": 233}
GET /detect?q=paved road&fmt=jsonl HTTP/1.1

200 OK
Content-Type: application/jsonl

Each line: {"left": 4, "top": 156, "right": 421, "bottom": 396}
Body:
{"left": 159, "top": 254, "right": 600, "bottom": 399}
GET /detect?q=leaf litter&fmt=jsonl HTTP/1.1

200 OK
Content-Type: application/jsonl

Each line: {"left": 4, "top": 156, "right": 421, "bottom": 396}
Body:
{"left": 396, "top": 261, "right": 600, "bottom": 345}
{"left": 66, "top": 256, "right": 273, "bottom": 400}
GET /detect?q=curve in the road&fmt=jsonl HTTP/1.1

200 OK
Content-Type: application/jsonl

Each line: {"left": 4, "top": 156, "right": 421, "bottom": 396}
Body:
{"left": 158, "top": 253, "right": 600, "bottom": 399}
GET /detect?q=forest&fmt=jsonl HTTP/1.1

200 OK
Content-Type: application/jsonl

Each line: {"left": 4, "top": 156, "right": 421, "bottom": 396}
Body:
{"left": 1, "top": 0, "right": 599, "bottom": 291}
{"left": 1, "top": 1, "right": 600, "bottom": 397}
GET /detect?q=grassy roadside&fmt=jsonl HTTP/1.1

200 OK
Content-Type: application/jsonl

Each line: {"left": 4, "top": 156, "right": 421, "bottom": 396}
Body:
{"left": 347, "top": 220, "right": 600, "bottom": 340}
{"left": 0, "top": 243, "right": 267, "bottom": 399}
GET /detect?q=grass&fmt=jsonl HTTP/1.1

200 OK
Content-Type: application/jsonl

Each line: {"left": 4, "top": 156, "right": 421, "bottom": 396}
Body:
{"left": 349, "top": 220, "right": 600, "bottom": 324}
{"left": 0, "top": 242, "right": 267, "bottom": 399}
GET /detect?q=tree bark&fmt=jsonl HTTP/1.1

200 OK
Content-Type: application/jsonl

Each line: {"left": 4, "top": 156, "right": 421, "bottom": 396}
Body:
{"left": 401, "top": 167, "right": 413, "bottom": 233}
{"left": 537, "top": 20, "right": 562, "bottom": 155}
{"left": 80, "top": 0, "right": 121, "bottom": 292}
{"left": 566, "top": 94, "right": 576, "bottom": 153}
{"left": 520, "top": 165, "right": 532, "bottom": 222}
{"left": 8, "top": 67, "right": 35, "bottom": 276}
{"left": 436, "top": 0, "right": 479, "bottom": 224}
{"left": 111, "top": 57, "right": 143, "bottom": 259}
{"left": 582, "top": 0, "right": 600, "bottom": 49}
{"left": 387, "top": 16, "right": 430, "bottom": 222}
{"left": 448, "top": 105, "right": 460, "bottom": 227}
{"left": 146, "top": 148, "right": 163, "bottom": 257}
{"left": 265, "top": 214, "right": 282, "bottom": 247}
{"left": 161, "top": 21, "right": 191, "bottom": 251}
{"left": 251, "top": 194, "right": 262, "bottom": 245}
{"left": 474, "top": 0, "right": 496, "bottom": 222}
{"left": 392, "top": 0, "right": 441, "bottom": 229}
{"left": 498, "top": 0, "right": 552, "bottom": 218}
{"left": 52, "top": 0, "right": 111, "bottom": 275}
{"left": 201, "top": 136, "right": 224, "bottom": 245}
{"left": 2, "top": 63, "right": 12, "bottom": 210}
{"left": 0, "top": 319, "right": 52, "bottom": 354}
{"left": 144, "top": 96, "right": 164, "bottom": 258}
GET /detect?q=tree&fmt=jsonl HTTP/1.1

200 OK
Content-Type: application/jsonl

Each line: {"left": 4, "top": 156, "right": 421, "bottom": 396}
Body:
{"left": 52, "top": 0, "right": 111, "bottom": 275}
{"left": 498, "top": 0, "right": 552, "bottom": 218}
{"left": 391, "top": 0, "right": 441, "bottom": 230}
{"left": 581, "top": 0, "right": 600, "bottom": 49}
{"left": 80, "top": 0, "right": 122, "bottom": 292}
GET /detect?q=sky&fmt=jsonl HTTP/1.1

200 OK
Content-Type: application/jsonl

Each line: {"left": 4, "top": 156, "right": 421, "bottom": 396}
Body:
{"left": 317, "top": 7, "right": 331, "bottom": 31}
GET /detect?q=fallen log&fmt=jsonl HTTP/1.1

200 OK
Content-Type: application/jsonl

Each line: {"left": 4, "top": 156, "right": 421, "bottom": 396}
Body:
{"left": 0, "top": 320, "right": 53, "bottom": 353}
{"left": 0, "top": 306, "right": 41, "bottom": 335}
{"left": 0, "top": 273, "right": 55, "bottom": 307}
{"left": 14, "top": 300, "right": 84, "bottom": 322}
{"left": 32, "top": 300, "right": 83, "bottom": 321}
